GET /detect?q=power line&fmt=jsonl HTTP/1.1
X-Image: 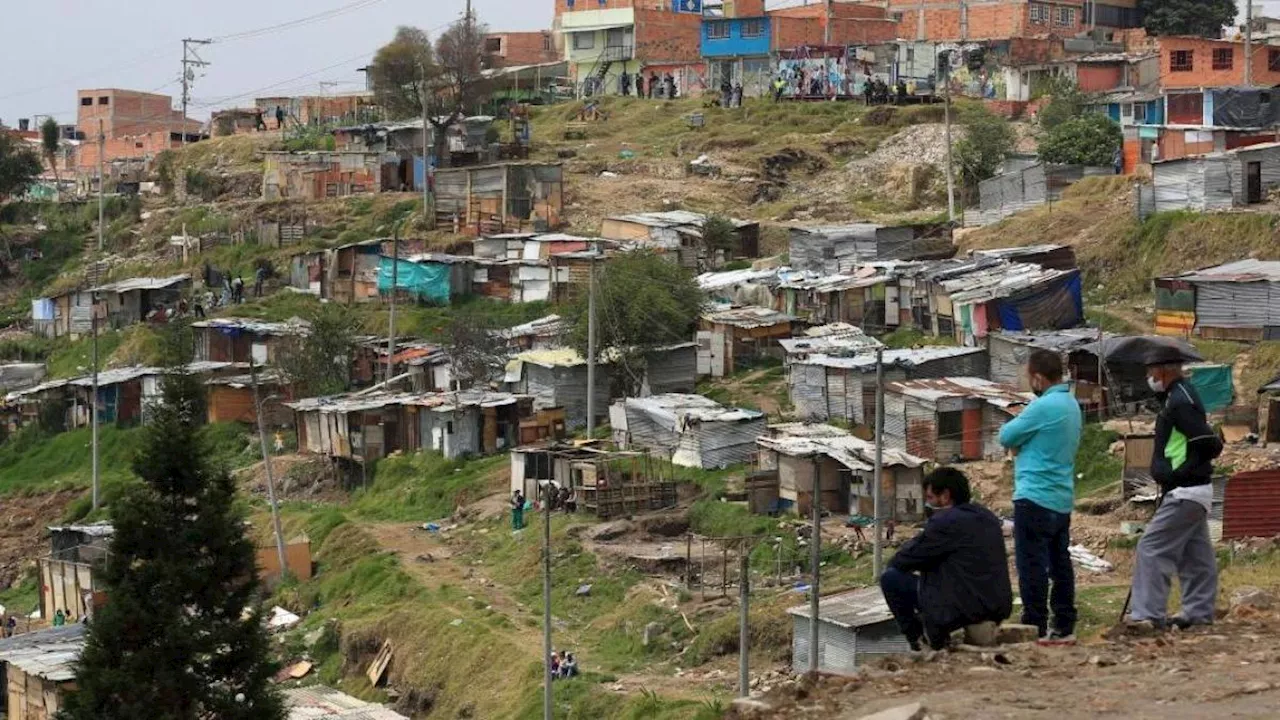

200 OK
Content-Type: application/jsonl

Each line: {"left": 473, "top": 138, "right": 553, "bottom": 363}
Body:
{"left": 211, "top": 0, "right": 389, "bottom": 43}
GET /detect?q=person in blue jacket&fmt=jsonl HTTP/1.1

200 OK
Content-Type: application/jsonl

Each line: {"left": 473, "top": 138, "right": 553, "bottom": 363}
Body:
{"left": 998, "top": 350, "right": 1083, "bottom": 645}
{"left": 880, "top": 468, "right": 1012, "bottom": 651}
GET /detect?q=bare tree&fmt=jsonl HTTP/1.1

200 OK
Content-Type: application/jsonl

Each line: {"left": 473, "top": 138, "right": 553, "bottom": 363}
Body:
{"left": 39, "top": 118, "right": 60, "bottom": 200}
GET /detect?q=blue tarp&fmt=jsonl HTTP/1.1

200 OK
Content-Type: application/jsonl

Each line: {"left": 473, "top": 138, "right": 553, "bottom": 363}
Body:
{"left": 996, "top": 272, "right": 1083, "bottom": 332}
{"left": 1187, "top": 364, "right": 1234, "bottom": 413}
{"left": 378, "top": 257, "right": 451, "bottom": 304}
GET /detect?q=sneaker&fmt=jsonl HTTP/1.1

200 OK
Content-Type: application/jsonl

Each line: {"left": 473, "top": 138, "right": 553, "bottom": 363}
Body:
{"left": 907, "top": 637, "right": 922, "bottom": 652}
{"left": 1037, "top": 631, "right": 1077, "bottom": 646}
{"left": 1169, "top": 616, "right": 1212, "bottom": 631}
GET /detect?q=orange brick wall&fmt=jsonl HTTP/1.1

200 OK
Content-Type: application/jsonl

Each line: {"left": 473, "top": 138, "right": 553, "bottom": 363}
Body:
{"left": 76, "top": 89, "right": 197, "bottom": 140}
{"left": 727, "top": 0, "right": 765, "bottom": 17}
{"left": 769, "top": 3, "right": 899, "bottom": 48}
{"left": 886, "top": 0, "right": 1083, "bottom": 40}
{"left": 1077, "top": 64, "right": 1124, "bottom": 92}
{"left": 486, "top": 31, "right": 559, "bottom": 67}
{"left": 1158, "top": 38, "right": 1280, "bottom": 90}
{"left": 555, "top": 0, "right": 637, "bottom": 17}
{"left": 635, "top": 7, "right": 703, "bottom": 63}
{"left": 76, "top": 130, "right": 178, "bottom": 170}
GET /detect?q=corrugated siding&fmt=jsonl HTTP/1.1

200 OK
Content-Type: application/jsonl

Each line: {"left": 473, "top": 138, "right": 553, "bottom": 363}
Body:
{"left": 1222, "top": 470, "right": 1280, "bottom": 540}
{"left": 791, "top": 364, "right": 829, "bottom": 421}
{"left": 792, "top": 616, "right": 810, "bottom": 674}
{"left": 1154, "top": 157, "right": 1235, "bottom": 212}
{"left": 684, "top": 418, "right": 769, "bottom": 469}
{"left": 826, "top": 369, "right": 848, "bottom": 422}
{"left": 1228, "top": 146, "right": 1280, "bottom": 205}
{"left": 903, "top": 396, "right": 938, "bottom": 461}
{"left": 988, "top": 336, "right": 1025, "bottom": 387}
{"left": 1194, "top": 280, "right": 1280, "bottom": 329}
{"left": 883, "top": 391, "right": 909, "bottom": 453}
{"left": 854, "top": 620, "right": 913, "bottom": 659}
{"left": 645, "top": 346, "right": 697, "bottom": 396}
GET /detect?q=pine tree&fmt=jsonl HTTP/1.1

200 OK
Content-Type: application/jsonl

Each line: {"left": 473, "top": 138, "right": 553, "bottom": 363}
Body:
{"left": 1139, "top": 0, "right": 1237, "bottom": 38}
{"left": 59, "top": 362, "right": 285, "bottom": 719}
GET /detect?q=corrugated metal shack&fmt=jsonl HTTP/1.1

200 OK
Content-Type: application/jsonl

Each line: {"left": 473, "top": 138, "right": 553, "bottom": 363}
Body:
{"left": 788, "top": 225, "right": 917, "bottom": 275}
{"left": 697, "top": 306, "right": 798, "bottom": 378}
{"left": 262, "top": 150, "right": 395, "bottom": 200}
{"left": 506, "top": 349, "right": 613, "bottom": 430}
{"left": 883, "top": 377, "right": 1033, "bottom": 463}
{"left": 472, "top": 232, "right": 593, "bottom": 261}
{"left": 788, "top": 587, "right": 911, "bottom": 675}
{"left": 283, "top": 684, "right": 410, "bottom": 720}
{"left": 788, "top": 347, "right": 990, "bottom": 427}
{"left": 501, "top": 314, "right": 566, "bottom": 352}
{"left": 328, "top": 239, "right": 383, "bottom": 305}
{"left": 778, "top": 324, "right": 884, "bottom": 364}
{"left": 1157, "top": 260, "right": 1280, "bottom": 341}
{"left": 192, "top": 317, "right": 310, "bottom": 365}
{"left": 599, "top": 211, "right": 761, "bottom": 271}
{"left": 1153, "top": 142, "right": 1280, "bottom": 212}
{"left": 510, "top": 442, "right": 676, "bottom": 519}
{"left": 963, "top": 162, "right": 1115, "bottom": 227}
{"left": 0, "top": 624, "right": 86, "bottom": 720}
{"left": 697, "top": 267, "right": 781, "bottom": 307}
{"left": 610, "top": 394, "right": 766, "bottom": 469}
{"left": 987, "top": 328, "right": 1110, "bottom": 408}
{"left": 290, "top": 389, "right": 533, "bottom": 463}
{"left": 773, "top": 267, "right": 897, "bottom": 329}
{"left": 90, "top": 274, "right": 192, "bottom": 330}
{"left": 380, "top": 253, "right": 475, "bottom": 305}
{"left": 755, "top": 423, "right": 927, "bottom": 519}
{"left": 30, "top": 289, "right": 93, "bottom": 339}
{"left": 205, "top": 370, "right": 294, "bottom": 427}
{"left": 434, "top": 162, "right": 564, "bottom": 235}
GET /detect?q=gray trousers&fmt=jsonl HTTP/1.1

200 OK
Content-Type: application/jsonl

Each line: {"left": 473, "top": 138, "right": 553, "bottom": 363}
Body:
{"left": 1130, "top": 498, "right": 1218, "bottom": 622}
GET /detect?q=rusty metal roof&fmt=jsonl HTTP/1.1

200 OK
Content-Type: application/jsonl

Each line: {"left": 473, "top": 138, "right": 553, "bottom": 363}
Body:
{"left": 702, "top": 305, "right": 796, "bottom": 329}
{"left": 886, "top": 377, "right": 1033, "bottom": 409}
{"left": 1172, "top": 259, "right": 1280, "bottom": 284}
{"left": 1222, "top": 469, "right": 1280, "bottom": 540}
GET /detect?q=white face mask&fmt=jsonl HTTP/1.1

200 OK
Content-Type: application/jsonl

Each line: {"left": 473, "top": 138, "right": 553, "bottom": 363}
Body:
{"left": 1147, "top": 376, "right": 1166, "bottom": 394}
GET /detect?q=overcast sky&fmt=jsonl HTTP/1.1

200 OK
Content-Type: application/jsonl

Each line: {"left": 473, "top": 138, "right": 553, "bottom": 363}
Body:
{"left": 0, "top": 0, "right": 550, "bottom": 125}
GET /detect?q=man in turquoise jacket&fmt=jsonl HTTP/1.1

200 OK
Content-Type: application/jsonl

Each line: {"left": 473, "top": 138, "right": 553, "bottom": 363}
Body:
{"left": 998, "top": 350, "right": 1083, "bottom": 644}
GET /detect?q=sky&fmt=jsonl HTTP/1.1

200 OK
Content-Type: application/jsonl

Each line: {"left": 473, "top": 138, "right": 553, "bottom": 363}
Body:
{"left": 0, "top": 0, "right": 550, "bottom": 125}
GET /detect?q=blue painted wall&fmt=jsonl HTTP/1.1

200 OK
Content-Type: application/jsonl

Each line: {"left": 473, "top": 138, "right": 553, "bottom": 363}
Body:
{"left": 701, "top": 17, "right": 771, "bottom": 58}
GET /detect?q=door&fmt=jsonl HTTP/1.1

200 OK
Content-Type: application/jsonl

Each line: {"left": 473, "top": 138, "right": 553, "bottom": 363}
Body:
{"left": 961, "top": 407, "right": 983, "bottom": 459}
{"left": 1247, "top": 161, "right": 1263, "bottom": 204}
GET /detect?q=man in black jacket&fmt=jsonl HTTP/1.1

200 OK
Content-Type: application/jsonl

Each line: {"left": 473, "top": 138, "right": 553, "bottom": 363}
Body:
{"left": 1128, "top": 348, "right": 1224, "bottom": 628}
{"left": 880, "top": 468, "right": 1013, "bottom": 650}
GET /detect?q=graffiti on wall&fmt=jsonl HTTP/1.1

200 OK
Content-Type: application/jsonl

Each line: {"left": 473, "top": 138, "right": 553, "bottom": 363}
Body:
{"left": 774, "top": 48, "right": 889, "bottom": 99}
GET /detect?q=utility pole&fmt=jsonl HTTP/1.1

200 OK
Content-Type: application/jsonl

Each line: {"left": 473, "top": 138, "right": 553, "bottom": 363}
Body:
{"left": 90, "top": 293, "right": 100, "bottom": 512}
{"left": 96, "top": 119, "right": 104, "bottom": 251}
{"left": 824, "top": 0, "right": 833, "bottom": 45}
{"left": 585, "top": 254, "right": 598, "bottom": 435}
{"left": 942, "top": 53, "right": 957, "bottom": 223}
{"left": 181, "top": 39, "right": 212, "bottom": 146}
{"left": 872, "top": 347, "right": 885, "bottom": 578}
{"left": 386, "top": 226, "right": 400, "bottom": 385}
{"left": 807, "top": 455, "right": 821, "bottom": 674}
{"left": 1246, "top": 0, "right": 1255, "bottom": 87}
{"left": 542, "top": 481, "right": 553, "bottom": 720}
{"left": 959, "top": 0, "right": 969, "bottom": 41}
{"left": 916, "top": 0, "right": 926, "bottom": 41}
{"left": 420, "top": 62, "right": 434, "bottom": 228}
{"left": 738, "top": 545, "right": 750, "bottom": 697}
{"left": 251, "top": 359, "right": 288, "bottom": 578}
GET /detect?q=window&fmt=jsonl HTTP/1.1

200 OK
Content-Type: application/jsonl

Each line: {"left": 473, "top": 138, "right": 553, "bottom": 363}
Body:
{"left": 1270, "top": 49, "right": 1280, "bottom": 72}
{"left": 906, "top": 47, "right": 915, "bottom": 63}
{"left": 1055, "top": 6, "right": 1076, "bottom": 26}
{"left": 98, "top": 96, "right": 109, "bottom": 105}
{"left": 741, "top": 19, "right": 764, "bottom": 38}
{"left": 572, "top": 32, "right": 595, "bottom": 50}
{"left": 1133, "top": 102, "right": 1147, "bottom": 123}
{"left": 1262, "top": 92, "right": 1273, "bottom": 105}
{"left": 446, "top": 421, "right": 454, "bottom": 435}
{"left": 1029, "top": 3, "right": 1049, "bottom": 23}
{"left": 1212, "top": 48, "right": 1233, "bottom": 70}
{"left": 543, "top": 34, "right": 554, "bottom": 51}
{"left": 891, "top": 12, "right": 904, "bottom": 22}
{"left": 485, "top": 37, "right": 502, "bottom": 53}
{"left": 937, "top": 411, "right": 963, "bottom": 438}
{"left": 707, "top": 20, "right": 730, "bottom": 39}
{"left": 81, "top": 97, "right": 92, "bottom": 106}
{"left": 1170, "top": 50, "right": 1193, "bottom": 72}
{"left": 606, "top": 27, "right": 627, "bottom": 48}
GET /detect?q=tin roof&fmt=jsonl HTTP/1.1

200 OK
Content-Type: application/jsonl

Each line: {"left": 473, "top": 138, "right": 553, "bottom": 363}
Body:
{"left": 697, "top": 267, "right": 781, "bottom": 291}
{"left": 6, "top": 362, "right": 238, "bottom": 401}
{"left": 798, "top": 346, "right": 985, "bottom": 371}
{"left": 786, "top": 587, "right": 895, "bottom": 628}
{"left": 607, "top": 210, "right": 757, "bottom": 231}
{"left": 702, "top": 305, "right": 795, "bottom": 329}
{"left": 284, "top": 685, "right": 409, "bottom": 720}
{"left": 885, "top": 377, "right": 1033, "bottom": 408}
{"left": 287, "top": 389, "right": 524, "bottom": 414}
{"left": 990, "top": 328, "right": 1109, "bottom": 353}
{"left": 1222, "top": 469, "right": 1280, "bottom": 540}
{"left": 501, "top": 314, "right": 565, "bottom": 339}
{"left": 513, "top": 347, "right": 587, "bottom": 368}
{"left": 620, "top": 394, "right": 764, "bottom": 424}
{"left": 191, "top": 317, "right": 311, "bottom": 336}
{"left": 0, "top": 624, "right": 86, "bottom": 682}
{"left": 760, "top": 422, "right": 926, "bottom": 469}
{"left": 90, "top": 273, "right": 190, "bottom": 294}
{"left": 1171, "top": 259, "right": 1280, "bottom": 283}
{"left": 778, "top": 325, "right": 884, "bottom": 356}
{"left": 47, "top": 522, "right": 114, "bottom": 537}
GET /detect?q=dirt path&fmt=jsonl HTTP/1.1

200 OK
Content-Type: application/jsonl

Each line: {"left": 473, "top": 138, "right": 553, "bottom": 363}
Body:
{"left": 753, "top": 615, "right": 1280, "bottom": 719}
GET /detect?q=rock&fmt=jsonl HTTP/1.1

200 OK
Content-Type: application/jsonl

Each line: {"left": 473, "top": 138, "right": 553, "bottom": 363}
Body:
{"left": 586, "top": 520, "right": 634, "bottom": 542}
{"left": 968, "top": 666, "right": 999, "bottom": 674}
{"left": 964, "top": 621, "right": 999, "bottom": 647}
{"left": 1243, "top": 681, "right": 1273, "bottom": 694}
{"left": 642, "top": 621, "right": 664, "bottom": 647}
{"left": 727, "top": 698, "right": 774, "bottom": 718}
{"left": 556, "top": 149, "right": 578, "bottom": 159}
{"left": 1231, "top": 586, "right": 1276, "bottom": 612}
{"left": 856, "top": 701, "right": 929, "bottom": 720}
{"left": 996, "top": 623, "right": 1040, "bottom": 645}
{"left": 575, "top": 584, "right": 592, "bottom": 597}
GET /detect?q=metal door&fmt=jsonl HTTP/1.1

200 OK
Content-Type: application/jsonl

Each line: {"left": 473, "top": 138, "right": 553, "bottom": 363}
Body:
{"left": 1247, "top": 161, "right": 1263, "bottom": 204}
{"left": 961, "top": 407, "right": 983, "bottom": 459}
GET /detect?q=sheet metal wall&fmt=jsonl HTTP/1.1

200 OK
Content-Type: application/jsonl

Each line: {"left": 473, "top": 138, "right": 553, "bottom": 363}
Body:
{"left": 1226, "top": 145, "right": 1280, "bottom": 206}
{"left": 525, "top": 364, "right": 612, "bottom": 430}
{"left": 1193, "top": 280, "right": 1280, "bottom": 331}
{"left": 1153, "top": 157, "right": 1235, "bottom": 212}
{"left": 643, "top": 346, "right": 698, "bottom": 396}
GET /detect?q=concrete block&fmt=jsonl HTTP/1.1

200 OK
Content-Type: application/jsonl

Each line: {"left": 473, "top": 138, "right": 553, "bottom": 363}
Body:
{"left": 728, "top": 698, "right": 774, "bottom": 719}
{"left": 964, "top": 621, "right": 999, "bottom": 647}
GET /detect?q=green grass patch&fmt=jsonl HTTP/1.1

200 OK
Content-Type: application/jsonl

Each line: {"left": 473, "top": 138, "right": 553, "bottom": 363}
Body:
{"left": 881, "top": 326, "right": 957, "bottom": 349}
{"left": 46, "top": 331, "right": 126, "bottom": 379}
{"left": 0, "top": 425, "right": 144, "bottom": 496}
{"left": 0, "top": 570, "right": 41, "bottom": 616}
{"left": 350, "top": 452, "right": 505, "bottom": 522}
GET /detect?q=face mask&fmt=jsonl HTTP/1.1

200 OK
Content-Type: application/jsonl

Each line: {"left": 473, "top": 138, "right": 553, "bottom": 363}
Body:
{"left": 1147, "top": 376, "right": 1165, "bottom": 394}
{"left": 923, "top": 502, "right": 939, "bottom": 519}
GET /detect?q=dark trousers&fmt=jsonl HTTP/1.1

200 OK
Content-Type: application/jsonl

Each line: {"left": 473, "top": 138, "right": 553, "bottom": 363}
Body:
{"left": 880, "top": 567, "right": 948, "bottom": 650}
{"left": 1013, "top": 499, "right": 1076, "bottom": 636}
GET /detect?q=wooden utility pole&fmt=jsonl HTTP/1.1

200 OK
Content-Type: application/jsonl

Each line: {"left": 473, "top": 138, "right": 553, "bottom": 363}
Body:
{"left": 96, "top": 120, "right": 104, "bottom": 251}
{"left": 808, "top": 455, "right": 821, "bottom": 674}
{"left": 251, "top": 359, "right": 288, "bottom": 578}
{"left": 90, "top": 293, "right": 99, "bottom": 511}
{"left": 1246, "top": 0, "right": 1255, "bottom": 87}
{"left": 386, "top": 226, "right": 400, "bottom": 385}
{"left": 873, "top": 347, "right": 885, "bottom": 578}
{"left": 943, "top": 53, "right": 957, "bottom": 223}
{"left": 585, "top": 254, "right": 598, "bottom": 435}
{"left": 824, "top": 0, "right": 833, "bottom": 45}
{"left": 542, "top": 482, "right": 553, "bottom": 720}
{"left": 738, "top": 546, "right": 750, "bottom": 696}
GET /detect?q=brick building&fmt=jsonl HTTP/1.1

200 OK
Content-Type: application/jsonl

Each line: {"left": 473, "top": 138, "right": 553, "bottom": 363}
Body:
{"left": 879, "top": 0, "right": 1141, "bottom": 41}
{"left": 484, "top": 30, "right": 560, "bottom": 68}
{"left": 556, "top": 0, "right": 705, "bottom": 96}
{"left": 254, "top": 92, "right": 379, "bottom": 132}
{"left": 74, "top": 89, "right": 202, "bottom": 170}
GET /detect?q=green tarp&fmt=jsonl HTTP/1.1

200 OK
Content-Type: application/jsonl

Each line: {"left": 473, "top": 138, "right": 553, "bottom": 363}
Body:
{"left": 1187, "top": 363, "right": 1233, "bottom": 413}
{"left": 378, "top": 257, "right": 451, "bottom": 304}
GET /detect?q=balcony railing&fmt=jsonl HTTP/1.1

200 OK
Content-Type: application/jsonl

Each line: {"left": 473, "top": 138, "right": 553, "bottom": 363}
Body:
{"left": 599, "top": 44, "right": 634, "bottom": 62}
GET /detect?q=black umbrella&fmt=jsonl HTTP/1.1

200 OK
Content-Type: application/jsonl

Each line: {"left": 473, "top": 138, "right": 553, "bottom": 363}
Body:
{"left": 1082, "top": 335, "right": 1203, "bottom": 365}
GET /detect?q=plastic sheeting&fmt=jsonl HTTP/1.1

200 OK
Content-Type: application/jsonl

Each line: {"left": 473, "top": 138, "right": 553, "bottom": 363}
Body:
{"left": 378, "top": 257, "right": 451, "bottom": 304}
{"left": 995, "top": 272, "right": 1083, "bottom": 332}
{"left": 1187, "top": 363, "right": 1234, "bottom": 413}
{"left": 1211, "top": 89, "right": 1280, "bottom": 129}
